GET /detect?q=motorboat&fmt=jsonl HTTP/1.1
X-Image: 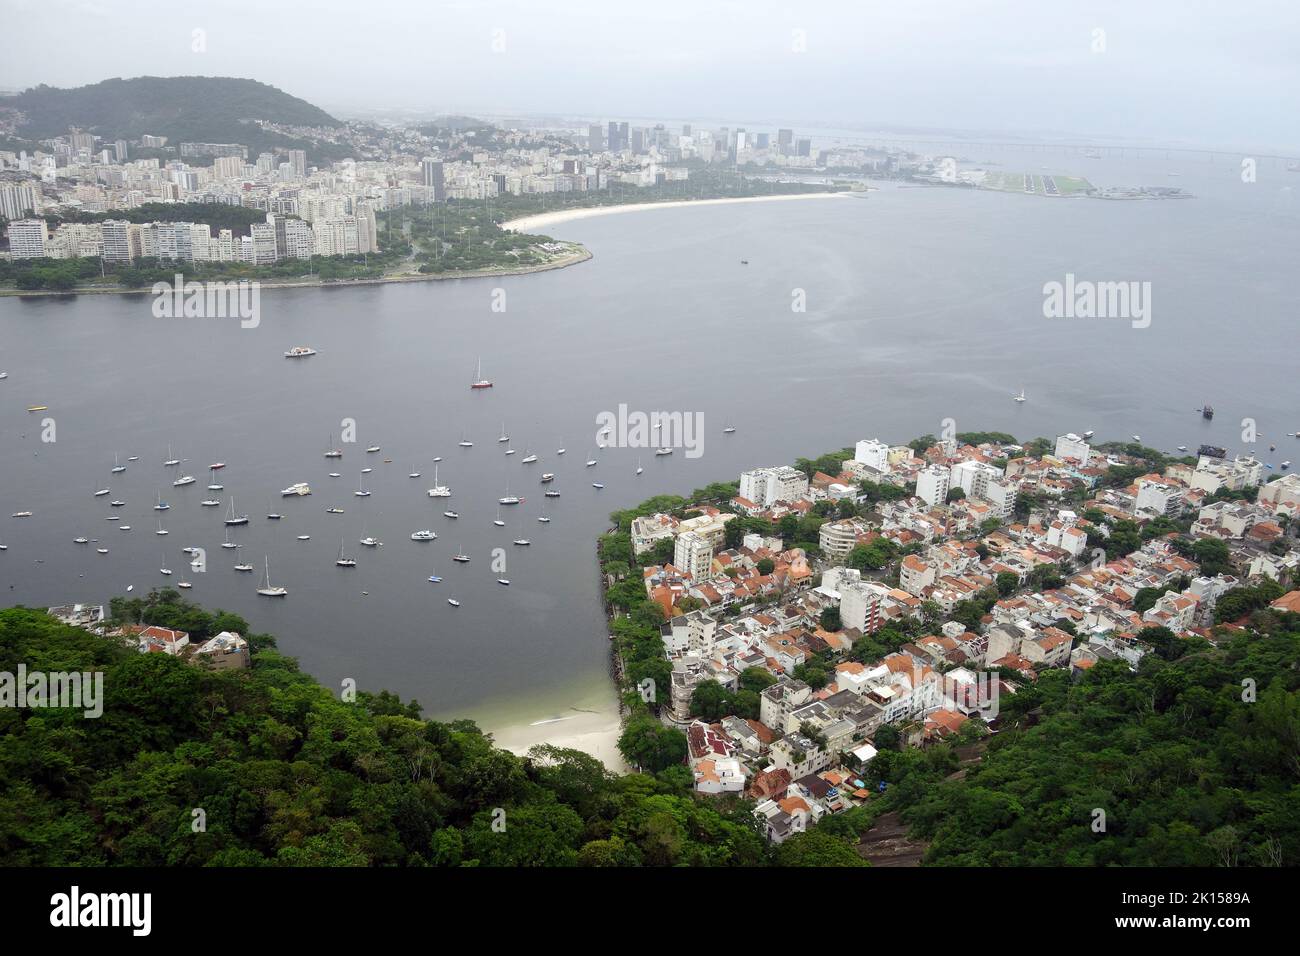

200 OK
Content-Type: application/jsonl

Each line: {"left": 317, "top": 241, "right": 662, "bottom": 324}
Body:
{"left": 281, "top": 483, "right": 312, "bottom": 496}
{"left": 284, "top": 346, "right": 317, "bottom": 358}
{"left": 410, "top": 530, "right": 437, "bottom": 541}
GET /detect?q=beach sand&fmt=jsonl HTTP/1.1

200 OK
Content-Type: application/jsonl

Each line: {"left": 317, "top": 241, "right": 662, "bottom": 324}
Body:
{"left": 490, "top": 707, "right": 629, "bottom": 772}
{"left": 501, "top": 190, "right": 848, "bottom": 233}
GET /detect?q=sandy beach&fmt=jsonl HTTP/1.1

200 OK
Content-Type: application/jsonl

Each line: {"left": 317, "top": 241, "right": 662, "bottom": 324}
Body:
{"left": 490, "top": 707, "right": 629, "bottom": 772}
{"left": 502, "top": 190, "right": 849, "bottom": 233}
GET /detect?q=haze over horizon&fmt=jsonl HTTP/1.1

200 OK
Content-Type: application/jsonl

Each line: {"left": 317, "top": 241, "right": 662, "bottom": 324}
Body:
{"left": 2, "top": 0, "right": 1298, "bottom": 152}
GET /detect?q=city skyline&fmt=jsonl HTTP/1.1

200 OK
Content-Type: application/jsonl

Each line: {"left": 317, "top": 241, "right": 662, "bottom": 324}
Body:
{"left": 3, "top": 0, "right": 1299, "bottom": 152}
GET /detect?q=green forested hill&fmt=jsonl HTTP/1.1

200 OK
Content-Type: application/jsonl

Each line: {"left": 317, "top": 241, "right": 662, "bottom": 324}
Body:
{"left": 1, "top": 591, "right": 1296, "bottom": 867}
{"left": 818, "top": 611, "right": 1300, "bottom": 866}
{"left": 0, "top": 595, "right": 792, "bottom": 867}
{"left": 7, "top": 76, "right": 344, "bottom": 161}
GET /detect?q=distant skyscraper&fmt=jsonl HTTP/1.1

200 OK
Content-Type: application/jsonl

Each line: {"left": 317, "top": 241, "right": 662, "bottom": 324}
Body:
{"left": 421, "top": 158, "right": 446, "bottom": 202}
{"left": 588, "top": 124, "right": 603, "bottom": 151}
{"left": 618, "top": 122, "right": 629, "bottom": 150}
{"left": 607, "top": 121, "right": 620, "bottom": 151}
{"left": 100, "top": 220, "right": 132, "bottom": 262}
{"left": 7, "top": 219, "right": 48, "bottom": 259}
{"left": 682, "top": 123, "right": 692, "bottom": 137}
{"left": 795, "top": 138, "right": 811, "bottom": 157}
{"left": 777, "top": 128, "right": 794, "bottom": 153}
{"left": 288, "top": 149, "right": 307, "bottom": 177}
{"left": 631, "top": 128, "right": 645, "bottom": 153}
{"left": 755, "top": 132, "right": 770, "bottom": 149}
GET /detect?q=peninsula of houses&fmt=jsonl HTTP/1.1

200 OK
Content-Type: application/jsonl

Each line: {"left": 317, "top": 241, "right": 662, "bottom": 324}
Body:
{"left": 606, "top": 432, "right": 1298, "bottom": 843}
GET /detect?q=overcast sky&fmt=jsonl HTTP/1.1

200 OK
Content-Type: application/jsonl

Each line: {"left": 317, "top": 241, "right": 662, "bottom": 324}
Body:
{"left": 3, "top": 0, "right": 1297, "bottom": 150}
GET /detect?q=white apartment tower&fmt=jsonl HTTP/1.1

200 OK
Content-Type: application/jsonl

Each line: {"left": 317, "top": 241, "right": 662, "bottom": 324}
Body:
{"left": 1054, "top": 433, "right": 1092, "bottom": 466}
{"left": 854, "top": 439, "right": 891, "bottom": 473}
{"left": 674, "top": 530, "right": 714, "bottom": 581}
{"left": 7, "top": 219, "right": 48, "bottom": 258}
{"left": 915, "top": 464, "right": 951, "bottom": 507}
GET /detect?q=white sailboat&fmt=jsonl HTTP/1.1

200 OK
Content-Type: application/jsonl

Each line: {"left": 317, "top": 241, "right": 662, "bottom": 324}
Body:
{"left": 427, "top": 464, "right": 451, "bottom": 497}
{"left": 1013, "top": 387, "right": 1026, "bottom": 403}
{"left": 256, "top": 556, "right": 287, "bottom": 596}
{"left": 498, "top": 423, "right": 510, "bottom": 443}
{"left": 355, "top": 471, "right": 371, "bottom": 497}
{"left": 163, "top": 444, "right": 180, "bottom": 467}
{"left": 336, "top": 538, "right": 357, "bottom": 567}
{"left": 111, "top": 453, "right": 126, "bottom": 474}
{"left": 224, "top": 497, "right": 249, "bottom": 526}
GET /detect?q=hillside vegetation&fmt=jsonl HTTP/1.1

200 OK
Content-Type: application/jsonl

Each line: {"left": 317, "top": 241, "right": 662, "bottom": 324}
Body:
{"left": 7, "top": 76, "right": 344, "bottom": 161}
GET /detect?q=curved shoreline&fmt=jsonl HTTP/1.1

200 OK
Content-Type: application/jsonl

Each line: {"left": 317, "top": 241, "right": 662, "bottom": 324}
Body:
{"left": 0, "top": 246, "right": 594, "bottom": 298}
{"left": 502, "top": 190, "right": 850, "bottom": 233}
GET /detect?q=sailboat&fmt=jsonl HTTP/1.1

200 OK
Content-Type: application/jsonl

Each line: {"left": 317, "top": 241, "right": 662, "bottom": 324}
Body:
{"left": 470, "top": 356, "right": 493, "bottom": 389}
{"left": 256, "top": 556, "right": 287, "bottom": 596}
{"left": 635, "top": 458, "right": 643, "bottom": 475}
{"left": 155, "top": 518, "right": 168, "bottom": 536}
{"left": 452, "top": 548, "right": 470, "bottom": 563}
{"left": 408, "top": 466, "right": 421, "bottom": 478}
{"left": 427, "top": 465, "right": 451, "bottom": 497}
{"left": 513, "top": 519, "right": 531, "bottom": 546}
{"left": 521, "top": 451, "right": 538, "bottom": 464}
{"left": 336, "top": 538, "right": 357, "bottom": 567}
{"left": 93, "top": 486, "right": 110, "bottom": 497}
{"left": 207, "top": 468, "right": 223, "bottom": 491}
{"left": 355, "top": 472, "right": 371, "bottom": 497}
{"left": 173, "top": 472, "right": 196, "bottom": 487}
{"left": 234, "top": 559, "right": 254, "bottom": 572}
{"left": 324, "top": 434, "right": 343, "bottom": 458}
{"left": 498, "top": 423, "right": 510, "bottom": 443}
{"left": 224, "top": 497, "right": 249, "bottom": 526}
{"left": 428, "top": 568, "right": 443, "bottom": 583}
{"left": 111, "top": 453, "right": 126, "bottom": 474}
{"left": 723, "top": 424, "right": 736, "bottom": 434}
{"left": 160, "top": 553, "right": 172, "bottom": 575}
{"left": 458, "top": 431, "right": 473, "bottom": 448}
{"left": 163, "top": 444, "right": 180, "bottom": 467}
{"left": 493, "top": 506, "right": 506, "bottom": 527}
{"left": 154, "top": 492, "right": 170, "bottom": 511}
{"left": 1013, "top": 387, "right": 1026, "bottom": 403}
{"left": 586, "top": 452, "right": 598, "bottom": 467}
{"left": 221, "top": 528, "right": 238, "bottom": 549}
